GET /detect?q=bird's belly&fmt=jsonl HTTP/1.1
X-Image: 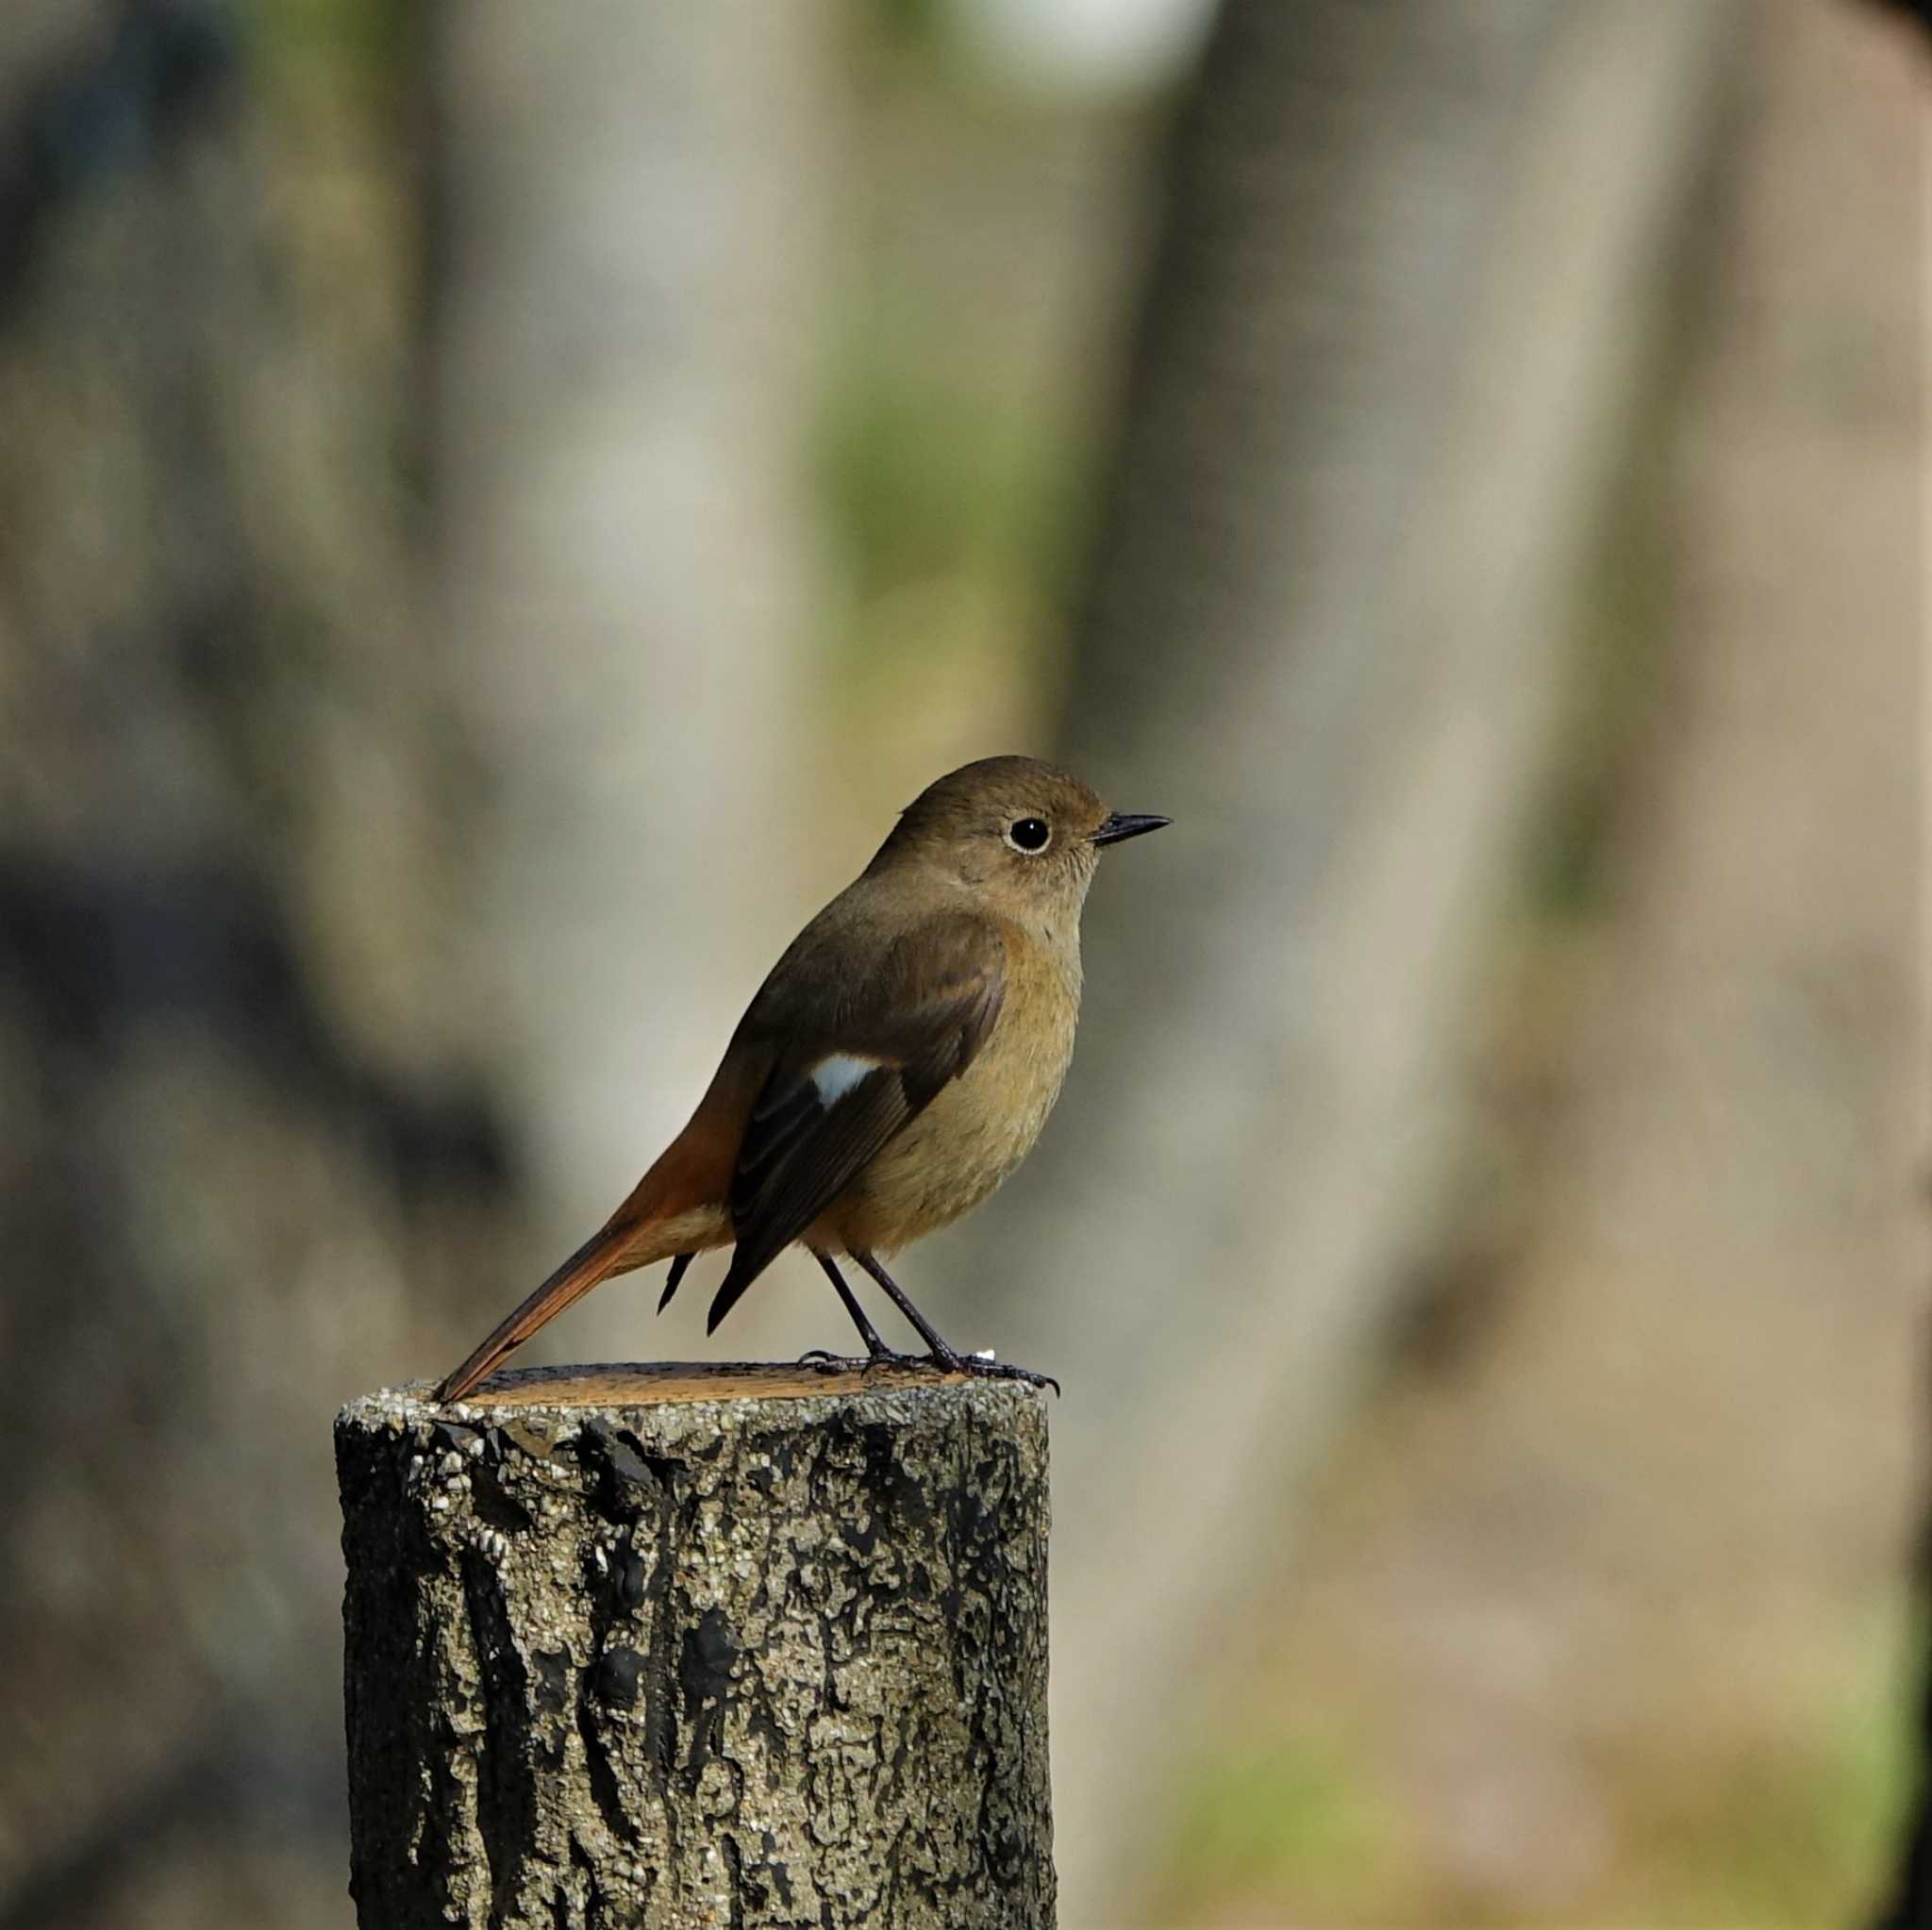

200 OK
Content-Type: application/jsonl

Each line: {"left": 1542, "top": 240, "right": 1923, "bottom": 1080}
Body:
{"left": 831, "top": 1012, "right": 1074, "bottom": 1254}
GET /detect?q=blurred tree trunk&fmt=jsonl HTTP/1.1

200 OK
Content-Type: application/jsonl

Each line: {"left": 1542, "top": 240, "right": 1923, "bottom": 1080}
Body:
{"left": 0, "top": 3, "right": 847, "bottom": 1922}
{"left": 424, "top": 1, "right": 841, "bottom": 1373}
{"left": 0, "top": 7, "right": 517, "bottom": 1928}
{"left": 930, "top": 0, "right": 1742, "bottom": 1917}
{"left": 1182, "top": 9, "right": 1923, "bottom": 1922}
{"left": 0, "top": 6, "right": 848, "bottom": 1923}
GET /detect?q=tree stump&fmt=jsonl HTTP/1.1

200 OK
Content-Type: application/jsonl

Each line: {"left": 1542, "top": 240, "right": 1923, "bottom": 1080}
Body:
{"left": 335, "top": 1365, "right": 1055, "bottom": 1929}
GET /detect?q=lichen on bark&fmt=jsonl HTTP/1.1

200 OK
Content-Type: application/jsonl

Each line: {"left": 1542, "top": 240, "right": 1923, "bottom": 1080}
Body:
{"left": 337, "top": 1367, "right": 1054, "bottom": 1928}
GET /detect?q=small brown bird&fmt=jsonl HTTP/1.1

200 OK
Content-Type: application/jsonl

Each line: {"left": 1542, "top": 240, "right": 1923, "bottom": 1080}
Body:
{"left": 435, "top": 756, "right": 1168, "bottom": 1403}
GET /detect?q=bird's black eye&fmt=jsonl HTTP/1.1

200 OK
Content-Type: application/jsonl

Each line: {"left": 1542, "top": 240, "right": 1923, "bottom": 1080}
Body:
{"left": 1006, "top": 816, "right": 1051, "bottom": 854}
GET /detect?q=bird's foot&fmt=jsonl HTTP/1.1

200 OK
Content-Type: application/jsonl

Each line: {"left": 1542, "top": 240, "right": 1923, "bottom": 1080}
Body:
{"left": 929, "top": 1346, "right": 1060, "bottom": 1395}
{"left": 795, "top": 1347, "right": 926, "bottom": 1376}
{"left": 794, "top": 1348, "right": 874, "bottom": 1374}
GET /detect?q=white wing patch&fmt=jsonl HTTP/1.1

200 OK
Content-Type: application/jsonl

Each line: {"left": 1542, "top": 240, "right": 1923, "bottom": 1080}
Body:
{"left": 811, "top": 1053, "right": 882, "bottom": 1105}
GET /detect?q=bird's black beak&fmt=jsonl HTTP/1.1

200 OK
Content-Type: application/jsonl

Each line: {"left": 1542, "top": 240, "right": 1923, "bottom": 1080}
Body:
{"left": 1091, "top": 812, "right": 1172, "bottom": 847}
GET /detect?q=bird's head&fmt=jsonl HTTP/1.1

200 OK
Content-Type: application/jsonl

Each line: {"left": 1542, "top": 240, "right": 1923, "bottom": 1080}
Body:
{"left": 874, "top": 754, "right": 1169, "bottom": 929}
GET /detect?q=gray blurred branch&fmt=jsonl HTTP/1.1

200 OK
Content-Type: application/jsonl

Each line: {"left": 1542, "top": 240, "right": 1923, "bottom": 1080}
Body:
{"left": 424, "top": 1, "right": 840, "bottom": 1374}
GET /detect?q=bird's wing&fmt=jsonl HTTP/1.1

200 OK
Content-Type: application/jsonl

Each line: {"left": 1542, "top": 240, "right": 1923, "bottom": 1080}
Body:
{"left": 704, "top": 908, "right": 1007, "bottom": 1332}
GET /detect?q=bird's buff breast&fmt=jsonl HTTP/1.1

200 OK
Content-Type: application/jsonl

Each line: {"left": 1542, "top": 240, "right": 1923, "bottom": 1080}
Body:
{"left": 833, "top": 949, "right": 1078, "bottom": 1254}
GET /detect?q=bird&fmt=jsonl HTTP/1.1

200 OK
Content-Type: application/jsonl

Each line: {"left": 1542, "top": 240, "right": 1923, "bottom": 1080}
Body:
{"left": 434, "top": 755, "right": 1169, "bottom": 1404}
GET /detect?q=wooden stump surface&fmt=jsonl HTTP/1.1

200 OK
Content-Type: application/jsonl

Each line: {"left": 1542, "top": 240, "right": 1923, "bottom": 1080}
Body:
{"left": 337, "top": 1364, "right": 1055, "bottom": 1929}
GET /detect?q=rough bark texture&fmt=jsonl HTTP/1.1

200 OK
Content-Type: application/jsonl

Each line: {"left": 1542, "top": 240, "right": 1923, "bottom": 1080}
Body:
{"left": 337, "top": 1367, "right": 1054, "bottom": 1929}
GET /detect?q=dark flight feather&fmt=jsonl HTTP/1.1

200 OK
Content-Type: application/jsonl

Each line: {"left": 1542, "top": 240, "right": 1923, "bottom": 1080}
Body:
{"left": 656, "top": 1250, "right": 694, "bottom": 1312}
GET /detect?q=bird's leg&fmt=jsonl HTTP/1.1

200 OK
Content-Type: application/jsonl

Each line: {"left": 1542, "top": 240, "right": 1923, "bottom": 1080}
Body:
{"left": 820, "top": 1252, "right": 892, "bottom": 1356}
{"left": 796, "top": 1252, "right": 919, "bottom": 1373}
{"left": 850, "top": 1250, "right": 1059, "bottom": 1393}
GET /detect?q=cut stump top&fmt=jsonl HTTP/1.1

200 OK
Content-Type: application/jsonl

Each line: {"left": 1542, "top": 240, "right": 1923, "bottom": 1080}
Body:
{"left": 341, "top": 1359, "right": 1047, "bottom": 1429}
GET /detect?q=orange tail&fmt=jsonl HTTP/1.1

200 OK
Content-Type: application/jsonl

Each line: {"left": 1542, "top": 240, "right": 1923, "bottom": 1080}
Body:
{"left": 434, "top": 1048, "right": 762, "bottom": 1404}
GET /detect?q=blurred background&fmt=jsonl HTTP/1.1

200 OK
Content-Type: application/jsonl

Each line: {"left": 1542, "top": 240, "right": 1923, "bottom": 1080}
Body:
{"left": 0, "top": 1, "right": 1923, "bottom": 1925}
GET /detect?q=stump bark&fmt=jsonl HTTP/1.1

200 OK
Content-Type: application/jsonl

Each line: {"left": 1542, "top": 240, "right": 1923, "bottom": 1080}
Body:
{"left": 336, "top": 1365, "right": 1054, "bottom": 1929}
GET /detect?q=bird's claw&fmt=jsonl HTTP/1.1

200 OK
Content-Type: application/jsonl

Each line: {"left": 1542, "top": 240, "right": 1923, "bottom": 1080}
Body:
{"left": 795, "top": 1348, "right": 872, "bottom": 1374}
{"left": 932, "top": 1350, "right": 1060, "bottom": 1395}
{"left": 795, "top": 1345, "right": 1057, "bottom": 1393}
